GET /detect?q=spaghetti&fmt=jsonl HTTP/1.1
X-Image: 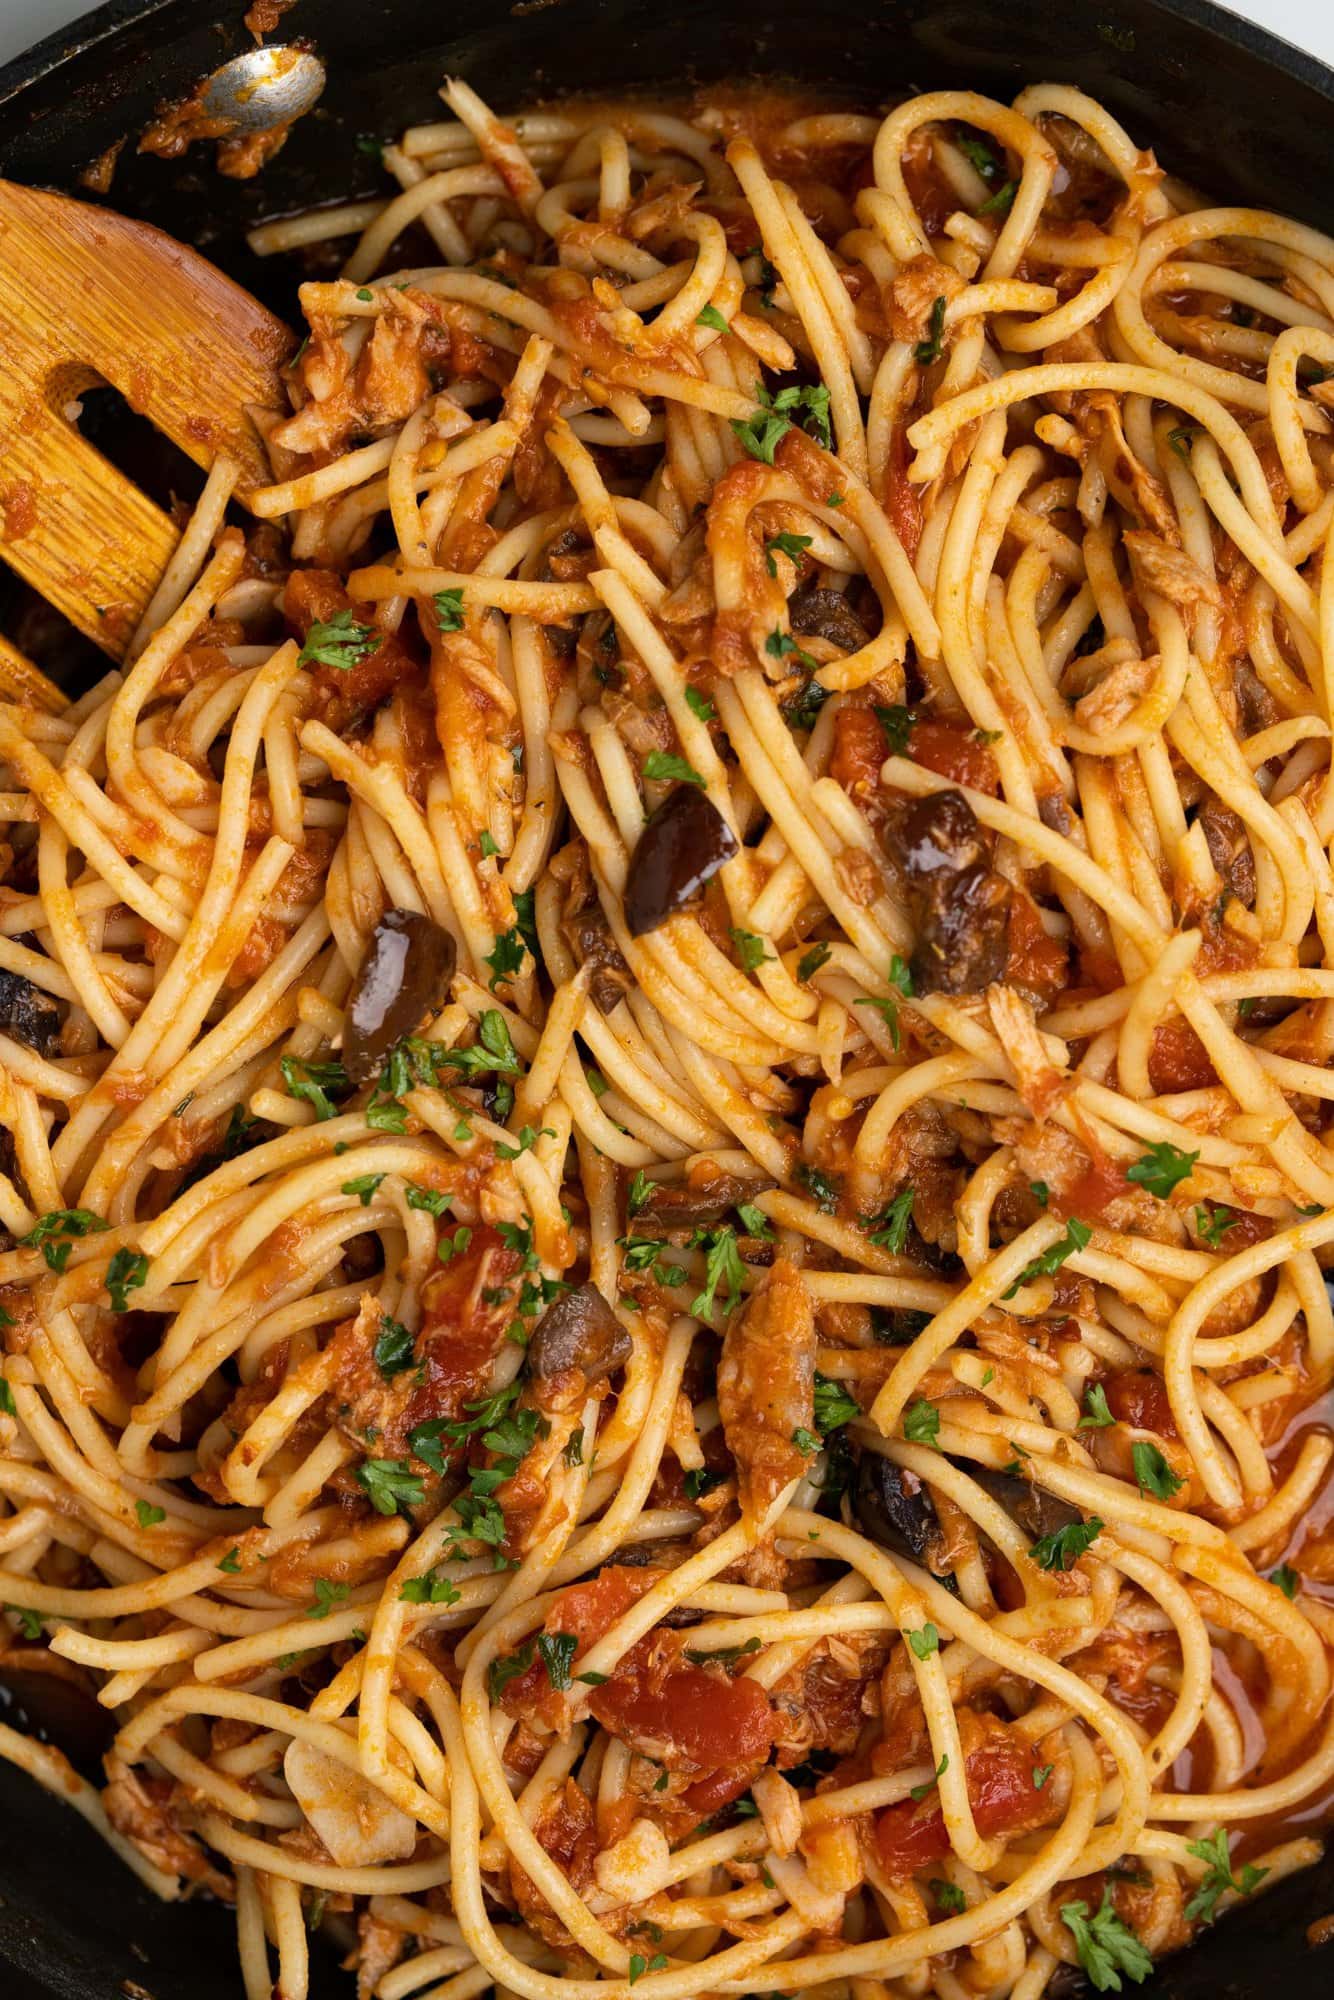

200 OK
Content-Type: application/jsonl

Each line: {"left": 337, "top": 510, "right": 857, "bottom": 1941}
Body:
{"left": 1, "top": 72, "right": 1333, "bottom": 2000}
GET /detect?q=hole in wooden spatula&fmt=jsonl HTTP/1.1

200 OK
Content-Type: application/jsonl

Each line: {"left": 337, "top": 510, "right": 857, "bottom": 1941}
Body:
{"left": 69, "top": 385, "right": 207, "bottom": 518}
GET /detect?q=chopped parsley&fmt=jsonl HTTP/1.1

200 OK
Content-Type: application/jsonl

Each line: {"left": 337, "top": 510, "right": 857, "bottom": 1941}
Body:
{"left": 218, "top": 1548, "right": 242, "bottom": 1574}
{"left": 797, "top": 941, "right": 831, "bottom": 982}
{"left": 1061, "top": 1894, "right": 1153, "bottom": 1992}
{"left": 931, "top": 1877, "right": 966, "bottom": 1913}
{"left": 684, "top": 685, "right": 715, "bottom": 722}
{"left": 903, "top": 1398, "right": 940, "bottom": 1448}
{"left": 764, "top": 532, "right": 813, "bottom": 577}
{"left": 106, "top": 1247, "right": 149, "bottom": 1312}
{"left": 642, "top": 751, "right": 704, "bottom": 787}
{"left": 796, "top": 1162, "right": 839, "bottom": 1213}
{"left": 1184, "top": 1827, "right": 1267, "bottom": 1925}
{"left": 433, "top": 588, "right": 465, "bottom": 632}
{"left": 306, "top": 1579, "right": 350, "bottom": 1620}
{"left": 866, "top": 1187, "right": 914, "bottom": 1254}
{"left": 342, "top": 1173, "right": 385, "bottom": 1206}
{"left": 914, "top": 295, "right": 947, "bottom": 366}
{"left": 1126, "top": 1141, "right": 1198, "bottom": 1199}
{"left": 813, "top": 1374, "right": 861, "bottom": 1434}
{"left": 373, "top": 1314, "right": 415, "bottom": 1379}
{"left": 875, "top": 703, "right": 916, "bottom": 754}
{"left": 405, "top": 1183, "right": 452, "bottom": 1215}
{"left": 400, "top": 1568, "right": 462, "bottom": 1606}
{"left": 23, "top": 1208, "right": 109, "bottom": 1273}
{"left": 1270, "top": 1563, "right": 1299, "bottom": 1599}
{"left": 1030, "top": 1515, "right": 1104, "bottom": 1572}
{"left": 280, "top": 1056, "right": 349, "bottom": 1121}
{"left": 1079, "top": 1384, "right": 1115, "bottom": 1429}
{"left": 297, "top": 610, "right": 382, "bottom": 672}
{"left": 135, "top": 1500, "right": 165, "bottom": 1529}
{"left": 1132, "top": 1440, "right": 1184, "bottom": 1501}
{"left": 485, "top": 925, "right": 526, "bottom": 991}
{"left": 355, "top": 1457, "right": 426, "bottom": 1516}
{"left": 696, "top": 303, "right": 729, "bottom": 333}
{"left": 907, "top": 1623, "right": 939, "bottom": 1659}
{"left": 731, "top": 928, "right": 773, "bottom": 973}
{"left": 1194, "top": 1203, "right": 1239, "bottom": 1249}
{"left": 765, "top": 627, "right": 818, "bottom": 673}
{"left": 910, "top": 1753, "right": 949, "bottom": 1801}
{"left": 1004, "top": 1217, "right": 1091, "bottom": 1297}
{"left": 690, "top": 1225, "right": 746, "bottom": 1319}
{"left": 537, "top": 1631, "right": 579, "bottom": 1690}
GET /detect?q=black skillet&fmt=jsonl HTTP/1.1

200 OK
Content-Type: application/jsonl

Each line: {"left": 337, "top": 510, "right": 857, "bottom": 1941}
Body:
{"left": 1, "top": 0, "right": 1333, "bottom": 1992}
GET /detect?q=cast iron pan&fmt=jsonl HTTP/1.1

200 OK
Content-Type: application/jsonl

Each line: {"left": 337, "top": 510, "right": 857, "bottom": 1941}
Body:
{"left": 1, "top": 0, "right": 1333, "bottom": 1994}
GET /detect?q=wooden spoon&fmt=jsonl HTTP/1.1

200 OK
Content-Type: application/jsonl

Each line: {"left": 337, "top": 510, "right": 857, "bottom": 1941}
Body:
{"left": 0, "top": 179, "right": 295, "bottom": 709}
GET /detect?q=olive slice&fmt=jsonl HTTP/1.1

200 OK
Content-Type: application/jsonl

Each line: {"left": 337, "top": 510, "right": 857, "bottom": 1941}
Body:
{"left": 854, "top": 1451, "right": 941, "bottom": 1564}
{"left": 0, "top": 970, "right": 62, "bottom": 1057}
{"left": 343, "top": 910, "right": 457, "bottom": 1085}
{"left": 625, "top": 786, "right": 738, "bottom": 937}
{"left": 529, "top": 1282, "right": 633, "bottom": 1387}
{"left": 635, "top": 1170, "right": 778, "bottom": 1230}
{"left": 969, "top": 1466, "right": 1082, "bottom": 1543}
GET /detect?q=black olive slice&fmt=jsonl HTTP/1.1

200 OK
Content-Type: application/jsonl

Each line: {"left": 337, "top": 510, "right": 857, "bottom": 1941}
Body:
{"left": 342, "top": 910, "right": 457, "bottom": 1085}
{"left": 0, "top": 970, "right": 62, "bottom": 1057}
{"left": 969, "top": 1466, "right": 1083, "bottom": 1543}
{"left": 625, "top": 786, "right": 738, "bottom": 938}
{"left": 529, "top": 1282, "right": 633, "bottom": 1387}
{"left": 854, "top": 1451, "right": 941, "bottom": 1564}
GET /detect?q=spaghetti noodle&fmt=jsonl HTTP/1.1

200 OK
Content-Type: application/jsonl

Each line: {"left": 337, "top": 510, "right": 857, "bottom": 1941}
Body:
{"left": 2, "top": 73, "right": 1333, "bottom": 2000}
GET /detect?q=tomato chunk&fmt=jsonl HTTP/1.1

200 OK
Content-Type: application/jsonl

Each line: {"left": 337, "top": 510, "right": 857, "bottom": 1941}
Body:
{"left": 831, "top": 707, "right": 888, "bottom": 802}
{"left": 908, "top": 720, "right": 1001, "bottom": 794}
{"left": 873, "top": 1716, "right": 1059, "bottom": 1880}
{"left": 1147, "top": 1019, "right": 1217, "bottom": 1093}
{"left": 590, "top": 1661, "right": 774, "bottom": 1773}
{"left": 500, "top": 1566, "right": 662, "bottom": 1726}
{"left": 285, "top": 568, "right": 418, "bottom": 721}
{"left": 1104, "top": 1369, "right": 1179, "bottom": 1440}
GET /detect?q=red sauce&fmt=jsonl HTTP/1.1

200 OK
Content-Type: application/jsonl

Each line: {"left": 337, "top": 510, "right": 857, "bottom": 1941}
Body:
{"left": 1060, "top": 1153, "right": 1130, "bottom": 1224}
{"left": 908, "top": 720, "right": 1001, "bottom": 794}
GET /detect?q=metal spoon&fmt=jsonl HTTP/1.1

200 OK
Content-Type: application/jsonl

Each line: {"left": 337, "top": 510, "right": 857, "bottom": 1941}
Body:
{"left": 198, "top": 44, "right": 326, "bottom": 134}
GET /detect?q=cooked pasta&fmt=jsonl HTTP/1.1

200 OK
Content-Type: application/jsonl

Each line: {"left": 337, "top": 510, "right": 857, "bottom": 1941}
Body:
{"left": 1, "top": 73, "right": 1332, "bottom": 2000}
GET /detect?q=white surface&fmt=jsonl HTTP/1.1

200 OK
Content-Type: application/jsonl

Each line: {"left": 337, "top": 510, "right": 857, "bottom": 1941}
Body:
{"left": 2, "top": 0, "right": 1333, "bottom": 64}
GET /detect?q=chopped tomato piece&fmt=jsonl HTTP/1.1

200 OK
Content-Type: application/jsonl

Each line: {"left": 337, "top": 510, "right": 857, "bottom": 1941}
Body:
{"left": 590, "top": 1660, "right": 774, "bottom": 1773}
{"left": 873, "top": 1715, "right": 1060, "bottom": 1881}
{"left": 1147, "top": 1019, "right": 1217, "bottom": 1093}
{"left": 1104, "top": 1369, "right": 1179, "bottom": 1440}
{"left": 1005, "top": 891, "right": 1069, "bottom": 1007}
{"left": 500, "top": 1566, "right": 663, "bottom": 1725}
{"left": 831, "top": 706, "right": 888, "bottom": 802}
{"left": 883, "top": 422, "right": 923, "bottom": 562}
{"left": 285, "top": 568, "right": 418, "bottom": 721}
{"left": 909, "top": 720, "right": 1001, "bottom": 794}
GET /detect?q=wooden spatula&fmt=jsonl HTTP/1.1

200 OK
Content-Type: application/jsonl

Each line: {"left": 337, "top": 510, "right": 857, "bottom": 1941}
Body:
{"left": 0, "top": 179, "right": 296, "bottom": 710}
